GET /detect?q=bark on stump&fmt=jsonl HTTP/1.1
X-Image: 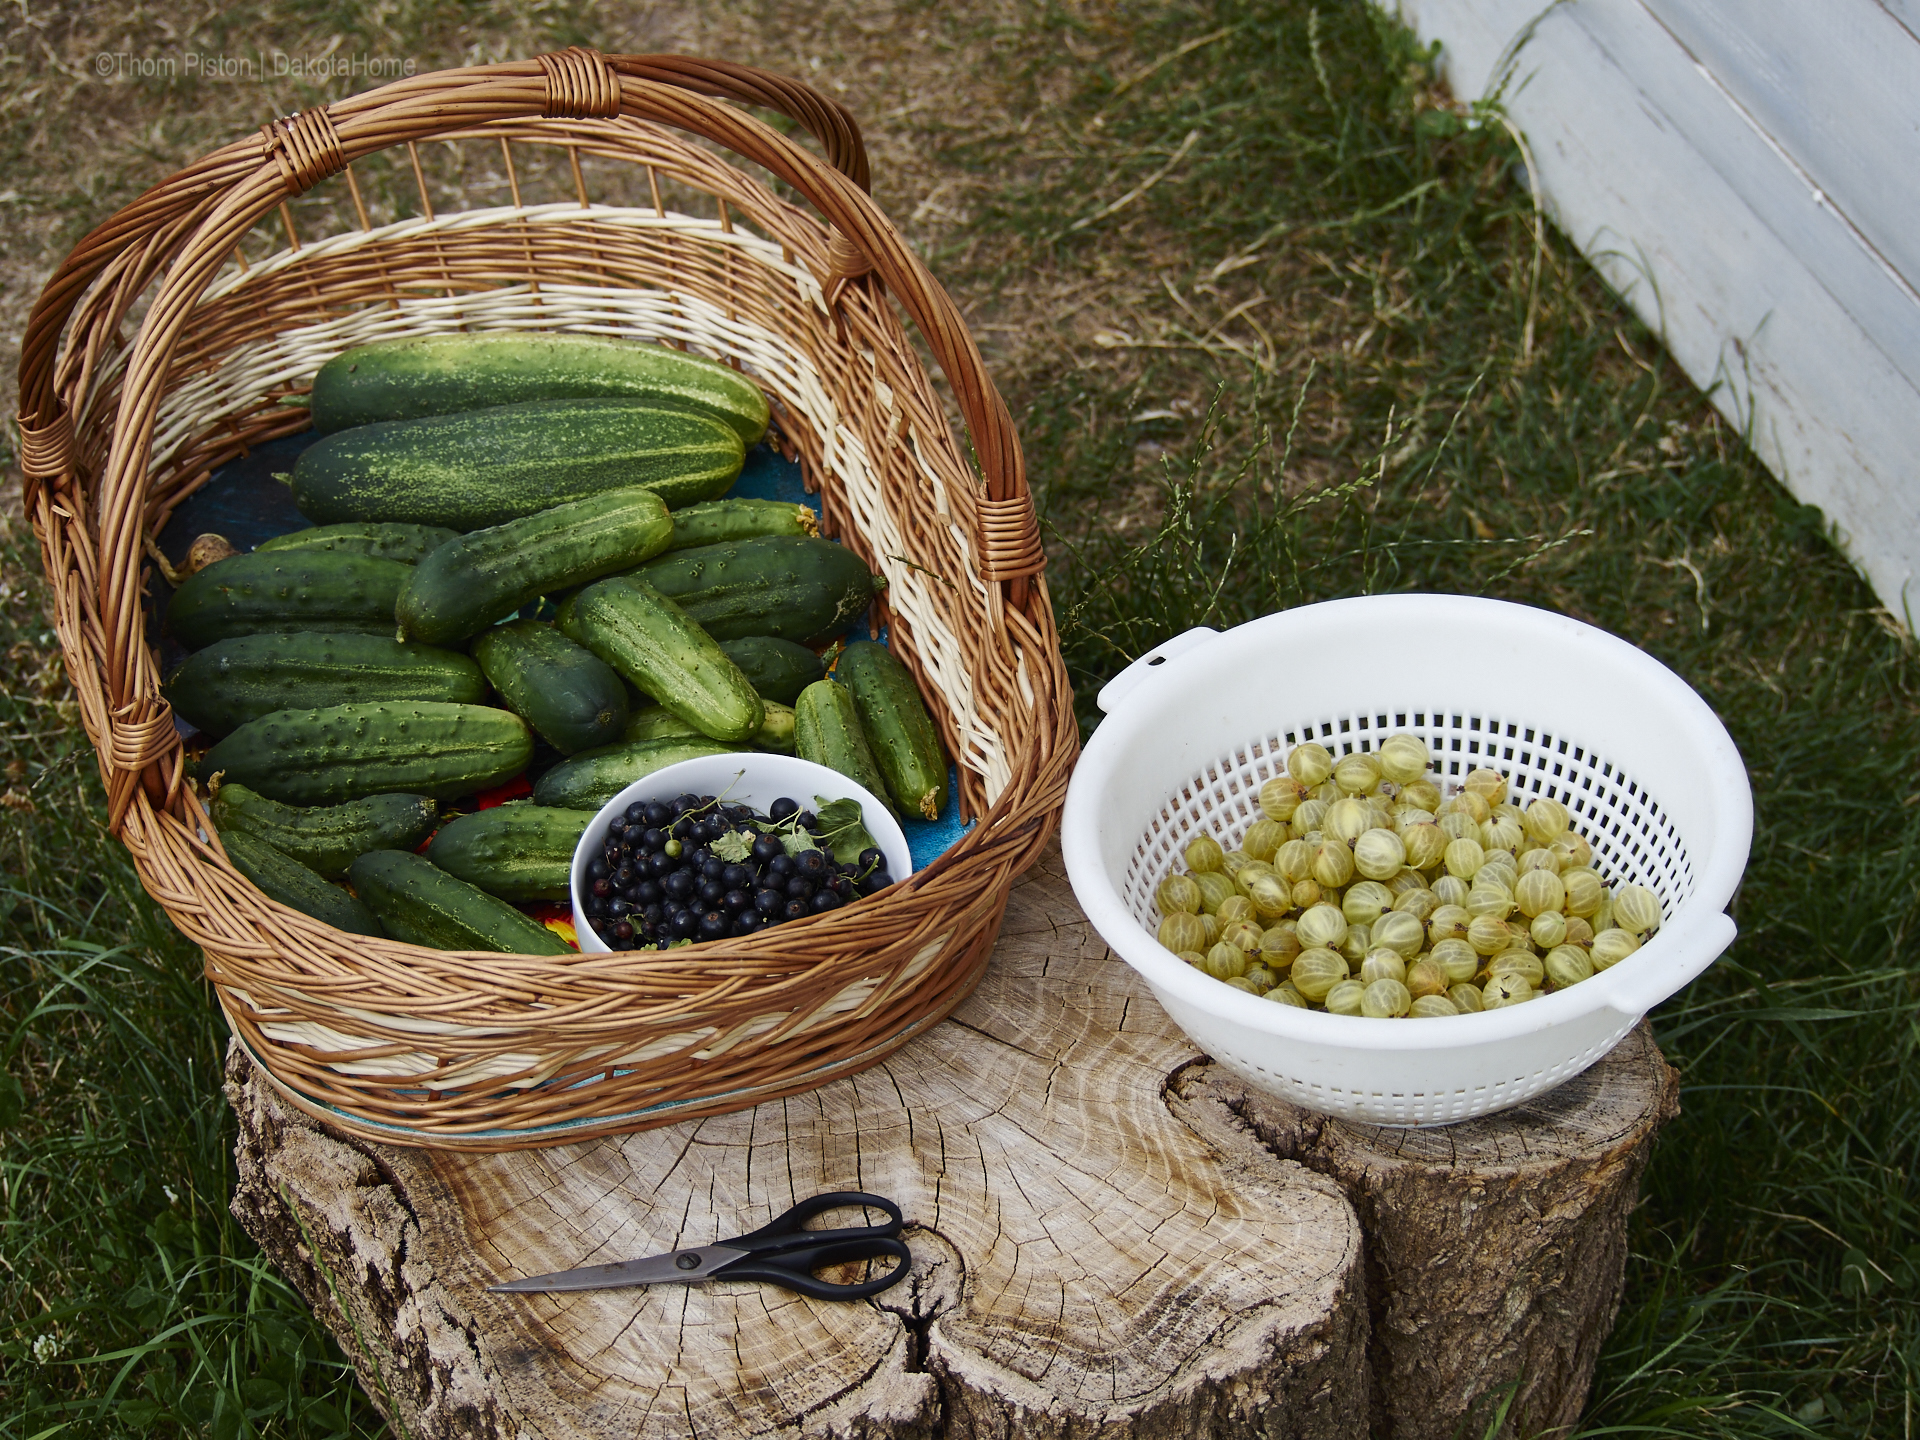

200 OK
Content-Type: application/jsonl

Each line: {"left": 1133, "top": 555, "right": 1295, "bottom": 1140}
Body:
{"left": 228, "top": 844, "right": 1675, "bottom": 1438}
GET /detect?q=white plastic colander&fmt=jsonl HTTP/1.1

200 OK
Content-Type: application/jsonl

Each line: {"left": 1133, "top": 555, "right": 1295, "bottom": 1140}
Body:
{"left": 1060, "top": 594, "right": 1753, "bottom": 1126}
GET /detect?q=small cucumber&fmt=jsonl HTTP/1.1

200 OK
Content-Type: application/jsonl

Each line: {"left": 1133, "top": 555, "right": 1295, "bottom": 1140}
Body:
{"left": 309, "top": 333, "right": 770, "bottom": 443}
{"left": 531, "top": 738, "right": 747, "bottom": 811}
{"left": 223, "top": 831, "right": 386, "bottom": 937}
{"left": 255, "top": 522, "right": 459, "bottom": 564}
{"left": 166, "top": 551, "right": 410, "bottom": 649}
{"left": 163, "top": 632, "right": 486, "bottom": 738}
{"left": 664, "top": 498, "right": 817, "bottom": 551}
{"left": 836, "top": 642, "right": 949, "bottom": 820}
{"left": 471, "top": 621, "right": 628, "bottom": 755}
{"left": 757, "top": 700, "right": 797, "bottom": 754}
{"left": 197, "top": 701, "right": 533, "bottom": 806}
{"left": 632, "top": 536, "right": 879, "bottom": 645}
{"left": 426, "top": 804, "right": 593, "bottom": 902}
{"left": 210, "top": 783, "right": 437, "bottom": 878}
{"left": 397, "top": 487, "right": 673, "bottom": 645}
{"left": 718, "top": 636, "right": 826, "bottom": 704}
{"left": 349, "top": 849, "right": 571, "bottom": 954}
{"left": 622, "top": 698, "right": 795, "bottom": 752}
{"left": 793, "top": 679, "right": 895, "bottom": 816}
{"left": 558, "top": 575, "right": 763, "bottom": 742}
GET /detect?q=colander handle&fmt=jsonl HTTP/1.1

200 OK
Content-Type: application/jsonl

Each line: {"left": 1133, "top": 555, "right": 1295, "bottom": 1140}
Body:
{"left": 1096, "top": 628, "right": 1222, "bottom": 714}
{"left": 1604, "top": 909, "right": 1738, "bottom": 1019}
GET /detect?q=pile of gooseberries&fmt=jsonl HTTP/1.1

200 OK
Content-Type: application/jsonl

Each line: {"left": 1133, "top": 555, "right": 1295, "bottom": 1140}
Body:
{"left": 1152, "top": 733, "right": 1663, "bottom": 1017}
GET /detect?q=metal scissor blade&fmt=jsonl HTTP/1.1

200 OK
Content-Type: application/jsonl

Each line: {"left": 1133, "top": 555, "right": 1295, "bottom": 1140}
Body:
{"left": 487, "top": 1243, "right": 747, "bottom": 1294}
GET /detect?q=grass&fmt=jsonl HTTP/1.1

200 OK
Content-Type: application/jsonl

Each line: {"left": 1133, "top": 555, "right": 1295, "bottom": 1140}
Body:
{"left": 0, "top": 503, "right": 382, "bottom": 1436}
{"left": 2, "top": 0, "right": 1917, "bottom": 1434}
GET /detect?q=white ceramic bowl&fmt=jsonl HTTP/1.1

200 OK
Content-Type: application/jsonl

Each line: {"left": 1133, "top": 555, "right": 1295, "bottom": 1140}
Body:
{"left": 568, "top": 753, "right": 913, "bottom": 954}
{"left": 1060, "top": 594, "right": 1754, "bottom": 1126}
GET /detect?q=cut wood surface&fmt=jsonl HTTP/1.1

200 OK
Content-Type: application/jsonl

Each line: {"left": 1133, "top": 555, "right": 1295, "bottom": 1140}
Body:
{"left": 229, "top": 844, "right": 1676, "bottom": 1438}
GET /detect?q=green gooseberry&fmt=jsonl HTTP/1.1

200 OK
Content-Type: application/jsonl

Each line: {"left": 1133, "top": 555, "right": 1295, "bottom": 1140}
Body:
{"left": 1361, "top": 978, "right": 1413, "bottom": 1018}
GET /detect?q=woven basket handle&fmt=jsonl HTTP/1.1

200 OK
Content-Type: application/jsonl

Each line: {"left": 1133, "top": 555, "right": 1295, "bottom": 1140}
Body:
{"left": 16, "top": 49, "right": 1043, "bottom": 592}
{"left": 592, "top": 51, "right": 1044, "bottom": 589}
{"left": 602, "top": 57, "right": 877, "bottom": 312}
{"left": 10, "top": 54, "right": 865, "bottom": 457}
{"left": 605, "top": 57, "right": 872, "bottom": 190}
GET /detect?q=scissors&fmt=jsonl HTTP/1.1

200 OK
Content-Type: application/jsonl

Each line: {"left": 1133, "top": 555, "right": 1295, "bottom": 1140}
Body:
{"left": 488, "top": 1191, "right": 911, "bottom": 1301}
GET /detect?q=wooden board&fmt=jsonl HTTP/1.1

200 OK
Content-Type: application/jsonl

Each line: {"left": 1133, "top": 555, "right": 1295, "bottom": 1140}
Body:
{"left": 1386, "top": 0, "right": 1920, "bottom": 625}
{"left": 229, "top": 845, "right": 1676, "bottom": 1437}
{"left": 1640, "top": 0, "right": 1920, "bottom": 298}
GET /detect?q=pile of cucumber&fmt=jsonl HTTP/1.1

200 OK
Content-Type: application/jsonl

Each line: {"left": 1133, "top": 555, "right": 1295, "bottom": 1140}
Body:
{"left": 165, "top": 332, "right": 950, "bottom": 954}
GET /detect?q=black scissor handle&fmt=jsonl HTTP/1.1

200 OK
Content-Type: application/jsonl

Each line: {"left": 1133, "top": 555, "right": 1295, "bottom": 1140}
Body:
{"left": 711, "top": 1234, "right": 913, "bottom": 1300}
{"left": 725, "top": 1192, "right": 904, "bottom": 1255}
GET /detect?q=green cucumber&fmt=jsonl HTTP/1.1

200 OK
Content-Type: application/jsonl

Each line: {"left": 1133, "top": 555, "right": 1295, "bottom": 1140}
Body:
{"left": 757, "top": 701, "right": 797, "bottom": 754}
{"left": 531, "top": 738, "right": 746, "bottom": 811}
{"left": 793, "top": 679, "right": 896, "bottom": 816}
{"left": 397, "top": 487, "right": 673, "bottom": 645}
{"left": 348, "top": 849, "right": 570, "bottom": 954}
{"left": 426, "top": 804, "right": 593, "bottom": 902}
{"left": 837, "top": 642, "right": 948, "bottom": 820}
{"left": 197, "top": 701, "right": 532, "bottom": 806}
{"left": 718, "top": 636, "right": 827, "bottom": 705}
{"left": 223, "top": 831, "right": 385, "bottom": 937}
{"left": 309, "top": 333, "right": 770, "bottom": 443}
{"left": 163, "top": 632, "right": 485, "bottom": 738}
{"left": 622, "top": 698, "right": 795, "bottom": 752}
{"left": 210, "top": 783, "right": 437, "bottom": 878}
{"left": 255, "top": 522, "right": 459, "bottom": 564}
{"left": 166, "top": 551, "right": 409, "bottom": 649}
{"left": 664, "top": 498, "right": 817, "bottom": 551}
{"left": 291, "top": 400, "right": 745, "bottom": 531}
{"left": 471, "top": 621, "right": 627, "bottom": 755}
{"left": 558, "top": 576, "right": 763, "bottom": 742}
{"left": 632, "top": 536, "right": 878, "bottom": 645}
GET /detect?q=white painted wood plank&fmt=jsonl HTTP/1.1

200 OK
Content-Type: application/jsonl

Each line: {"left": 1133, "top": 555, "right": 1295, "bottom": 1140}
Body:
{"left": 1402, "top": 0, "right": 1920, "bottom": 399}
{"left": 1563, "top": 3, "right": 1920, "bottom": 394}
{"left": 1389, "top": 0, "right": 1541, "bottom": 97}
{"left": 1641, "top": 0, "right": 1920, "bottom": 307}
{"left": 1876, "top": 1, "right": 1920, "bottom": 41}
{"left": 1383, "top": 0, "right": 1920, "bottom": 621}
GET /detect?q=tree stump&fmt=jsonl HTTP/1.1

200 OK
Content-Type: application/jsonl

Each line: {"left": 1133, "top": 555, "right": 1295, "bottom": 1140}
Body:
{"left": 228, "top": 844, "right": 1676, "bottom": 1438}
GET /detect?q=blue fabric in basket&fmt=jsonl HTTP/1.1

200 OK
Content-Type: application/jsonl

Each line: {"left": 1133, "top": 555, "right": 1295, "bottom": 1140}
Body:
{"left": 729, "top": 441, "right": 818, "bottom": 511}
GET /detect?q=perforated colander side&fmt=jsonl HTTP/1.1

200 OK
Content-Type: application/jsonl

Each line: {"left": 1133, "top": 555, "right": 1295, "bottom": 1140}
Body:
{"left": 1119, "top": 708, "right": 1698, "bottom": 957}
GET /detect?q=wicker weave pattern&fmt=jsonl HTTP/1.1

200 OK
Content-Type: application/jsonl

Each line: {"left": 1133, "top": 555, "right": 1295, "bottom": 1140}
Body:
{"left": 261, "top": 111, "right": 348, "bottom": 194}
{"left": 17, "top": 53, "right": 1076, "bottom": 1149}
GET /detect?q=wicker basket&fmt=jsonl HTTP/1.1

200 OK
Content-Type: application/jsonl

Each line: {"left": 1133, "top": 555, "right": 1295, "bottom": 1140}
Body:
{"left": 16, "top": 50, "right": 1076, "bottom": 1150}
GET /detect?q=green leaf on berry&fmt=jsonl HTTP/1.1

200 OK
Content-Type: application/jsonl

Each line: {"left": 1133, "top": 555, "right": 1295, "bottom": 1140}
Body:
{"left": 814, "top": 796, "right": 879, "bottom": 865}
{"left": 709, "top": 829, "right": 755, "bottom": 863}
{"left": 779, "top": 829, "right": 820, "bottom": 856}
